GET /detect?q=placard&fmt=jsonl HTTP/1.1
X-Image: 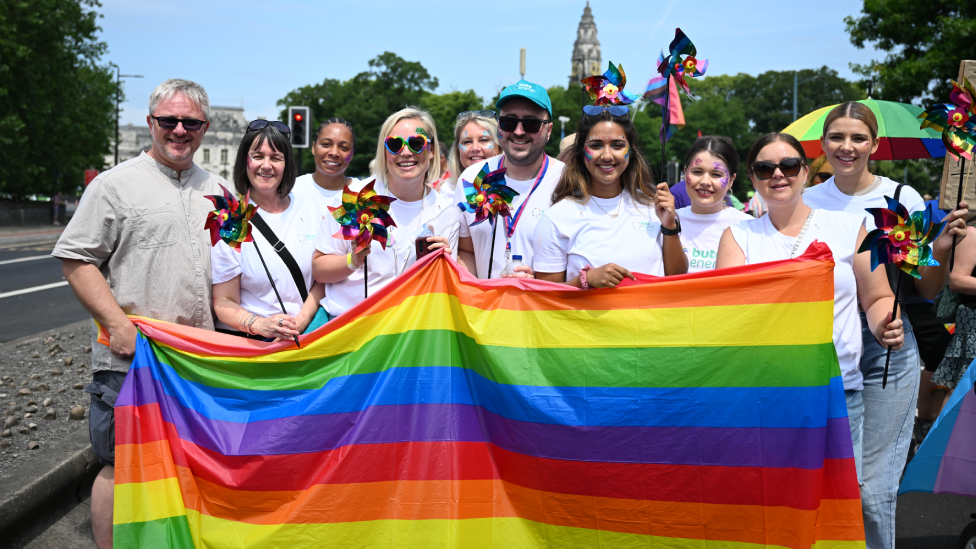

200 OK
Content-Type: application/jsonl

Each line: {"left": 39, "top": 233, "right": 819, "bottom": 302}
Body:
{"left": 939, "top": 60, "right": 976, "bottom": 215}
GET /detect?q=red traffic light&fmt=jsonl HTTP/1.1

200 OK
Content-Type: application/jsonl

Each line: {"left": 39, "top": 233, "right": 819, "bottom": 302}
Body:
{"left": 293, "top": 113, "right": 303, "bottom": 122}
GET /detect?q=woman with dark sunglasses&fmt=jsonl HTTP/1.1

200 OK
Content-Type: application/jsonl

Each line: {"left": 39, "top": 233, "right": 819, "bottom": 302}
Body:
{"left": 294, "top": 118, "right": 359, "bottom": 218}
{"left": 211, "top": 121, "right": 328, "bottom": 341}
{"left": 445, "top": 111, "right": 501, "bottom": 195}
{"left": 798, "top": 102, "right": 968, "bottom": 548}
{"left": 312, "top": 107, "right": 458, "bottom": 318}
{"left": 717, "top": 133, "right": 904, "bottom": 510}
{"left": 533, "top": 108, "right": 688, "bottom": 287}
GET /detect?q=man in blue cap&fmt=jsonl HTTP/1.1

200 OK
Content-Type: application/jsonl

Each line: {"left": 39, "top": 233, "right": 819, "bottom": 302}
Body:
{"left": 455, "top": 79, "right": 566, "bottom": 279}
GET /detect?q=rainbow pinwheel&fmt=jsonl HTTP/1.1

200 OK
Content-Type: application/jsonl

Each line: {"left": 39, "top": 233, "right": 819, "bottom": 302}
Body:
{"left": 919, "top": 78, "right": 976, "bottom": 160}
{"left": 656, "top": 28, "right": 708, "bottom": 99}
{"left": 204, "top": 185, "right": 257, "bottom": 251}
{"left": 858, "top": 196, "right": 946, "bottom": 278}
{"left": 582, "top": 62, "right": 640, "bottom": 106}
{"left": 457, "top": 165, "right": 518, "bottom": 226}
{"left": 328, "top": 181, "right": 397, "bottom": 253}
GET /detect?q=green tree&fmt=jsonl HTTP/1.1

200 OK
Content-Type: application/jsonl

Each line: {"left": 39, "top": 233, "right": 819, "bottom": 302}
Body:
{"left": 0, "top": 0, "right": 116, "bottom": 199}
{"left": 419, "top": 90, "right": 485, "bottom": 146}
{"left": 278, "top": 52, "right": 446, "bottom": 177}
{"left": 845, "top": 0, "right": 976, "bottom": 103}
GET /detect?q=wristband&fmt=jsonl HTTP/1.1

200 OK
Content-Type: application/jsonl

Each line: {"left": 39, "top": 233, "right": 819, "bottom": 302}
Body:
{"left": 346, "top": 252, "right": 359, "bottom": 270}
{"left": 579, "top": 265, "right": 592, "bottom": 290}
{"left": 660, "top": 218, "right": 681, "bottom": 236}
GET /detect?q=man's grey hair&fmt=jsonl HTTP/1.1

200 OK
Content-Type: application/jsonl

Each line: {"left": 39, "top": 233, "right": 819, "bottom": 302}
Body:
{"left": 148, "top": 79, "right": 211, "bottom": 120}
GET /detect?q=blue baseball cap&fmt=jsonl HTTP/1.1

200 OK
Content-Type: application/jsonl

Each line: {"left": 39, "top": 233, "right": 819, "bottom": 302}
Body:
{"left": 496, "top": 80, "right": 552, "bottom": 118}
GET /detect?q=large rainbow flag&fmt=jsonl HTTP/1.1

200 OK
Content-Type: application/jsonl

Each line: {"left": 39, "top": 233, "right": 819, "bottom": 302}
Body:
{"left": 113, "top": 243, "right": 865, "bottom": 548}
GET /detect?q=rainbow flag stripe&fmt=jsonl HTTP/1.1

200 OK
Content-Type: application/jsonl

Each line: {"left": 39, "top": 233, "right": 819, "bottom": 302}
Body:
{"left": 113, "top": 243, "right": 864, "bottom": 548}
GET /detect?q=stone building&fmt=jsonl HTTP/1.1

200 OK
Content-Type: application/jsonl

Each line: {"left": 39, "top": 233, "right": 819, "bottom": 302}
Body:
{"left": 108, "top": 106, "right": 249, "bottom": 180}
{"left": 569, "top": 1, "right": 602, "bottom": 88}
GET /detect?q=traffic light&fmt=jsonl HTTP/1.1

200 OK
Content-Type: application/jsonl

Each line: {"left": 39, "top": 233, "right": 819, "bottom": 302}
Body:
{"left": 288, "top": 106, "right": 310, "bottom": 148}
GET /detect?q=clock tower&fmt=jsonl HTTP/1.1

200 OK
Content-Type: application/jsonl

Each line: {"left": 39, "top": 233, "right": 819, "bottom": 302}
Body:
{"left": 569, "top": 1, "right": 602, "bottom": 88}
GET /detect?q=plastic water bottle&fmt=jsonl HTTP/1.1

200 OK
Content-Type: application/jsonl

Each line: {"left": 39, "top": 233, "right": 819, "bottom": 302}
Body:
{"left": 501, "top": 254, "right": 526, "bottom": 277}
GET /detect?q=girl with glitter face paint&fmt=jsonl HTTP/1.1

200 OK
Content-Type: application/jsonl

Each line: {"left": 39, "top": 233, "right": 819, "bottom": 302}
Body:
{"left": 676, "top": 136, "right": 751, "bottom": 273}
{"left": 533, "top": 109, "right": 688, "bottom": 288}
{"left": 445, "top": 112, "right": 501, "bottom": 195}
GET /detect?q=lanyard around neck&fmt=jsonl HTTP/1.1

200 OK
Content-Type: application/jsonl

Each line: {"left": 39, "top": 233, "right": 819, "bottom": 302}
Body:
{"left": 499, "top": 154, "right": 549, "bottom": 240}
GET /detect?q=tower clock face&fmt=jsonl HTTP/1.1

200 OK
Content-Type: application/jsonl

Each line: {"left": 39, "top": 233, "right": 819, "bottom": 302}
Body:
{"left": 571, "top": 64, "right": 579, "bottom": 77}
{"left": 590, "top": 61, "right": 600, "bottom": 75}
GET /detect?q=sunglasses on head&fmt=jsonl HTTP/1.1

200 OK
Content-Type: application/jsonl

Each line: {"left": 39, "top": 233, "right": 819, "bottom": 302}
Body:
{"left": 151, "top": 115, "right": 206, "bottom": 132}
{"left": 751, "top": 157, "right": 804, "bottom": 180}
{"left": 497, "top": 115, "right": 551, "bottom": 134}
{"left": 384, "top": 134, "right": 429, "bottom": 155}
{"left": 246, "top": 119, "right": 291, "bottom": 134}
{"left": 583, "top": 105, "right": 630, "bottom": 117}
{"left": 457, "top": 110, "right": 496, "bottom": 121}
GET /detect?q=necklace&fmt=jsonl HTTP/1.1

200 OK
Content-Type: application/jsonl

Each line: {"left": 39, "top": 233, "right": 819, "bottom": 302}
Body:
{"left": 592, "top": 194, "right": 623, "bottom": 218}
{"left": 790, "top": 210, "right": 816, "bottom": 259}
{"left": 384, "top": 181, "right": 427, "bottom": 276}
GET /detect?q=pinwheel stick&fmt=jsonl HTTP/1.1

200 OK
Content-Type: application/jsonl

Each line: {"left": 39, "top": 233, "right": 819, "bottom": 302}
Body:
{"left": 364, "top": 256, "right": 369, "bottom": 299}
{"left": 252, "top": 242, "right": 301, "bottom": 349}
{"left": 950, "top": 157, "right": 969, "bottom": 271}
{"left": 487, "top": 222, "right": 499, "bottom": 279}
{"left": 882, "top": 272, "right": 903, "bottom": 389}
{"left": 659, "top": 73, "right": 671, "bottom": 180}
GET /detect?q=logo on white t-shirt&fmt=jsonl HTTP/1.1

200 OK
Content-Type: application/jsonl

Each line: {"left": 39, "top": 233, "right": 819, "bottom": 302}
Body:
{"left": 532, "top": 207, "right": 543, "bottom": 218}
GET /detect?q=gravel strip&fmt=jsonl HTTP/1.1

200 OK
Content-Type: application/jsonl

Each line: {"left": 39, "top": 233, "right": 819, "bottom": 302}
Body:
{"left": 0, "top": 320, "right": 93, "bottom": 477}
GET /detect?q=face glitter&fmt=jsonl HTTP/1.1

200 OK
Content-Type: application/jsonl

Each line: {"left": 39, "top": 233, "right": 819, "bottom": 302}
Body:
{"left": 713, "top": 162, "right": 730, "bottom": 188}
{"left": 343, "top": 152, "right": 353, "bottom": 163}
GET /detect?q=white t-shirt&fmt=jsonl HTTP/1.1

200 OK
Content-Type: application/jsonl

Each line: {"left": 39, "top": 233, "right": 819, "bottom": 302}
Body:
{"left": 292, "top": 173, "right": 360, "bottom": 222}
{"left": 316, "top": 178, "right": 457, "bottom": 317}
{"left": 677, "top": 206, "right": 752, "bottom": 273}
{"left": 728, "top": 209, "right": 867, "bottom": 390}
{"left": 533, "top": 192, "right": 666, "bottom": 278}
{"left": 454, "top": 154, "right": 565, "bottom": 279}
{"left": 803, "top": 175, "right": 924, "bottom": 230}
{"left": 211, "top": 194, "right": 321, "bottom": 330}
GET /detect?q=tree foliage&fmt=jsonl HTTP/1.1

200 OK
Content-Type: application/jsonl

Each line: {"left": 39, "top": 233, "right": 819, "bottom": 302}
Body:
{"left": 0, "top": 0, "right": 116, "bottom": 199}
{"left": 845, "top": 0, "right": 976, "bottom": 103}
{"left": 278, "top": 52, "right": 483, "bottom": 178}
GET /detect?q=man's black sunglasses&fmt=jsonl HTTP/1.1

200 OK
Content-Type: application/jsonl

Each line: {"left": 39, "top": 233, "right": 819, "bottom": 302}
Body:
{"left": 246, "top": 119, "right": 291, "bottom": 134}
{"left": 497, "top": 115, "right": 551, "bottom": 134}
{"left": 151, "top": 115, "right": 207, "bottom": 132}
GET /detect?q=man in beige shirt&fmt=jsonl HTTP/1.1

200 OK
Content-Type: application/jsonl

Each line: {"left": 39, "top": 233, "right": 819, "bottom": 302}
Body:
{"left": 52, "top": 79, "right": 227, "bottom": 549}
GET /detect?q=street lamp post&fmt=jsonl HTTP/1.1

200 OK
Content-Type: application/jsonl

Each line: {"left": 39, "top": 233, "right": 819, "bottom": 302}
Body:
{"left": 557, "top": 116, "right": 570, "bottom": 141}
{"left": 793, "top": 71, "right": 823, "bottom": 121}
{"left": 115, "top": 66, "right": 143, "bottom": 166}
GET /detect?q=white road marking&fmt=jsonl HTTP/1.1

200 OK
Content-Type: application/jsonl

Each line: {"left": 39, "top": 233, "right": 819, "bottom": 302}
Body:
{"left": 0, "top": 255, "right": 53, "bottom": 266}
{"left": 0, "top": 281, "right": 69, "bottom": 299}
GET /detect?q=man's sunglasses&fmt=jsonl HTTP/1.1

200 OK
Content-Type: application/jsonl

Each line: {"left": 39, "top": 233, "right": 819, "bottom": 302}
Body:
{"left": 384, "top": 135, "right": 429, "bottom": 155}
{"left": 751, "top": 157, "right": 805, "bottom": 180}
{"left": 583, "top": 105, "right": 630, "bottom": 116}
{"left": 497, "top": 115, "right": 551, "bottom": 133}
{"left": 457, "top": 110, "right": 496, "bottom": 121}
{"left": 247, "top": 119, "right": 291, "bottom": 134}
{"left": 151, "top": 115, "right": 206, "bottom": 132}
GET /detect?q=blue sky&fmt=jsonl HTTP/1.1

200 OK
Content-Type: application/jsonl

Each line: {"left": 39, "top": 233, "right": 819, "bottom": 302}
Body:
{"left": 100, "top": 0, "right": 883, "bottom": 126}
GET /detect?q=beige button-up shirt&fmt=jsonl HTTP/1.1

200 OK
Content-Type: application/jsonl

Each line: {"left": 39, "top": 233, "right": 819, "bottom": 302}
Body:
{"left": 53, "top": 152, "right": 227, "bottom": 372}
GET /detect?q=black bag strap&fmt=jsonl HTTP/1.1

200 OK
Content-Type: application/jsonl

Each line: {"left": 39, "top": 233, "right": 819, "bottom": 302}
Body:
{"left": 250, "top": 213, "right": 309, "bottom": 303}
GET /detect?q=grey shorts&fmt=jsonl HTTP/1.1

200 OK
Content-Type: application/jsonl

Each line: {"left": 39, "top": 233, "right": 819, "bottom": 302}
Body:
{"left": 84, "top": 371, "right": 127, "bottom": 465}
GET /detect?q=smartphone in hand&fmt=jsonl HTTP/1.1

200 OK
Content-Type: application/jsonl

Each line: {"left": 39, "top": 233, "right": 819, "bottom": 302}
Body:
{"left": 415, "top": 237, "right": 433, "bottom": 259}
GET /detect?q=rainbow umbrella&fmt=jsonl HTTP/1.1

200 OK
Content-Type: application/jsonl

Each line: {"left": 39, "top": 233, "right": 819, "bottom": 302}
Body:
{"left": 783, "top": 99, "right": 947, "bottom": 160}
{"left": 900, "top": 358, "right": 976, "bottom": 497}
